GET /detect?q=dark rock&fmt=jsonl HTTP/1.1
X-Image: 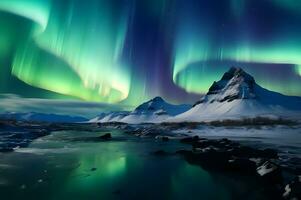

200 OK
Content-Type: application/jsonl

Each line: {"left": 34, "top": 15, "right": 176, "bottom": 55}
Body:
{"left": 180, "top": 136, "right": 200, "bottom": 144}
{"left": 249, "top": 158, "right": 265, "bottom": 166}
{"left": 98, "top": 133, "right": 111, "bottom": 140}
{"left": 161, "top": 136, "right": 169, "bottom": 142}
{"left": 231, "top": 146, "right": 258, "bottom": 158}
{"left": 220, "top": 94, "right": 240, "bottom": 103}
{"left": 257, "top": 161, "right": 283, "bottom": 183}
{"left": 192, "top": 139, "right": 221, "bottom": 149}
{"left": 219, "top": 138, "right": 232, "bottom": 145}
{"left": 178, "top": 137, "right": 282, "bottom": 177}
{"left": 194, "top": 146, "right": 220, "bottom": 153}
{"left": 283, "top": 176, "right": 301, "bottom": 200}
{"left": 207, "top": 81, "right": 222, "bottom": 95}
{"left": 153, "top": 150, "right": 168, "bottom": 156}
{"left": 0, "top": 147, "right": 14, "bottom": 153}
{"left": 227, "top": 158, "right": 257, "bottom": 174}
{"left": 230, "top": 146, "right": 277, "bottom": 159}
{"left": 72, "top": 133, "right": 112, "bottom": 142}
{"left": 183, "top": 150, "right": 230, "bottom": 171}
{"left": 262, "top": 148, "right": 278, "bottom": 159}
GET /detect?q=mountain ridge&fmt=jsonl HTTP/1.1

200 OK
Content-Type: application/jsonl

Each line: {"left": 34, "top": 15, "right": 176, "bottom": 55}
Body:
{"left": 90, "top": 96, "right": 191, "bottom": 124}
{"left": 0, "top": 112, "right": 87, "bottom": 123}
{"left": 5, "top": 67, "right": 299, "bottom": 124}
{"left": 170, "top": 67, "right": 301, "bottom": 122}
{"left": 93, "top": 67, "right": 301, "bottom": 124}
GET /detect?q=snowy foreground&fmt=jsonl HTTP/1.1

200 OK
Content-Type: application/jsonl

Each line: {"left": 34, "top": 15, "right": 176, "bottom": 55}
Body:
{"left": 172, "top": 125, "right": 301, "bottom": 155}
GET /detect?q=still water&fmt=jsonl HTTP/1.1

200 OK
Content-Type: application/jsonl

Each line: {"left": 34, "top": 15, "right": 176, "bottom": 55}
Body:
{"left": 0, "top": 129, "right": 270, "bottom": 200}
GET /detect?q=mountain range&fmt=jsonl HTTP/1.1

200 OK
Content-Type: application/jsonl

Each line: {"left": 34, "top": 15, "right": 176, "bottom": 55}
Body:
{"left": 0, "top": 112, "right": 87, "bottom": 123}
{"left": 92, "top": 67, "right": 301, "bottom": 124}
{"left": 1, "top": 67, "right": 300, "bottom": 124}
{"left": 89, "top": 96, "right": 191, "bottom": 123}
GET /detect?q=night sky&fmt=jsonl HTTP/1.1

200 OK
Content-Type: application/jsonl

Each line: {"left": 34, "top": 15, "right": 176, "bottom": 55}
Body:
{"left": 0, "top": 0, "right": 301, "bottom": 106}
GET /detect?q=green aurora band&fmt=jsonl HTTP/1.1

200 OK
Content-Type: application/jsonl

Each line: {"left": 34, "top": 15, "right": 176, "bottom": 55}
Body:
{"left": 0, "top": 0, "right": 300, "bottom": 105}
{"left": 172, "top": 0, "right": 301, "bottom": 95}
{"left": 0, "top": 0, "right": 131, "bottom": 103}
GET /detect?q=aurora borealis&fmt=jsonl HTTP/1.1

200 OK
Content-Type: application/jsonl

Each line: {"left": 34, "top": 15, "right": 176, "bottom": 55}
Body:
{"left": 0, "top": 0, "right": 301, "bottom": 106}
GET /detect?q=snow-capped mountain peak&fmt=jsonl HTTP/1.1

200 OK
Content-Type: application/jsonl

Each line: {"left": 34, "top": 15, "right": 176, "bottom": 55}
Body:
{"left": 133, "top": 96, "right": 190, "bottom": 116}
{"left": 195, "top": 67, "right": 257, "bottom": 106}
{"left": 172, "top": 67, "right": 301, "bottom": 122}
{"left": 134, "top": 97, "right": 166, "bottom": 112}
{"left": 133, "top": 97, "right": 191, "bottom": 116}
{"left": 90, "top": 96, "right": 191, "bottom": 124}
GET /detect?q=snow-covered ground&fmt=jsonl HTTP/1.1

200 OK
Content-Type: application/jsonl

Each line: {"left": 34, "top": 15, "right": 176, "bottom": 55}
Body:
{"left": 169, "top": 99, "right": 301, "bottom": 122}
{"left": 172, "top": 125, "right": 301, "bottom": 160}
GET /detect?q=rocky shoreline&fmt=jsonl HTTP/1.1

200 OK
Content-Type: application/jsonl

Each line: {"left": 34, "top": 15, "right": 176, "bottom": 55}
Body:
{"left": 0, "top": 120, "right": 98, "bottom": 152}
{"left": 153, "top": 136, "right": 301, "bottom": 200}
